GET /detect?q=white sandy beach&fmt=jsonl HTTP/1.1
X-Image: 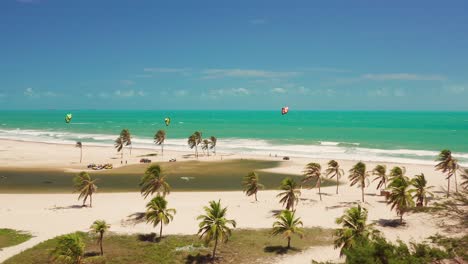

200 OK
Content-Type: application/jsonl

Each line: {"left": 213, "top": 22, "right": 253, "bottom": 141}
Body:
{"left": 0, "top": 139, "right": 460, "bottom": 263}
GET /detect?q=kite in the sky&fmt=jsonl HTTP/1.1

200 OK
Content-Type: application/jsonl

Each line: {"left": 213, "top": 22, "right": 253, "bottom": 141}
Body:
{"left": 164, "top": 117, "right": 171, "bottom": 126}
{"left": 65, "top": 113, "right": 73, "bottom": 123}
{"left": 281, "top": 107, "right": 289, "bottom": 115}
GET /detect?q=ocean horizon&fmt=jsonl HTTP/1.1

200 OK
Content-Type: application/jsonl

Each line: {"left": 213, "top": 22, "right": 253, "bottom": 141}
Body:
{"left": 1, "top": 110, "right": 467, "bottom": 166}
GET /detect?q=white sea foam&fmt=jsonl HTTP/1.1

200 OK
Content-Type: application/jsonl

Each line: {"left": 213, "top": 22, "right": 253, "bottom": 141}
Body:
{"left": 0, "top": 128, "right": 467, "bottom": 166}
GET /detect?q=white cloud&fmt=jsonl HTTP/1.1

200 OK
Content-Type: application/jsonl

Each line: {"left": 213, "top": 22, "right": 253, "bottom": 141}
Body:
{"left": 24, "top": 87, "right": 35, "bottom": 97}
{"left": 250, "top": 18, "right": 267, "bottom": 25}
{"left": 362, "top": 73, "right": 445, "bottom": 81}
{"left": 303, "top": 67, "right": 350, "bottom": 73}
{"left": 271, "top": 87, "right": 286, "bottom": 94}
{"left": 208, "top": 88, "right": 251, "bottom": 98}
{"left": 174, "top": 90, "right": 188, "bottom": 97}
{"left": 445, "top": 85, "right": 466, "bottom": 94}
{"left": 114, "top": 89, "right": 145, "bottom": 97}
{"left": 44, "top": 91, "right": 58, "bottom": 97}
{"left": 232, "top": 88, "right": 250, "bottom": 95}
{"left": 202, "top": 69, "right": 300, "bottom": 79}
{"left": 297, "top": 86, "right": 310, "bottom": 94}
{"left": 120, "top": 80, "right": 135, "bottom": 86}
{"left": 144, "top": 68, "right": 190, "bottom": 73}
{"left": 98, "top": 92, "right": 109, "bottom": 98}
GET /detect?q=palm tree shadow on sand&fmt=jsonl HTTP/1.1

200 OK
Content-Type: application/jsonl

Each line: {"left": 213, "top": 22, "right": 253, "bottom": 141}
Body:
{"left": 263, "top": 245, "right": 299, "bottom": 255}
{"left": 121, "top": 212, "right": 146, "bottom": 226}
{"left": 48, "top": 204, "right": 87, "bottom": 210}
{"left": 185, "top": 253, "right": 216, "bottom": 264}
{"left": 377, "top": 219, "right": 407, "bottom": 228}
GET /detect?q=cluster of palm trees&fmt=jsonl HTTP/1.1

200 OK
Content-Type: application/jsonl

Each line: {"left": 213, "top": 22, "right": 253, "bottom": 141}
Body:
{"left": 187, "top": 131, "right": 217, "bottom": 158}
{"left": 114, "top": 129, "right": 132, "bottom": 162}
{"left": 51, "top": 220, "right": 110, "bottom": 262}
{"left": 65, "top": 148, "right": 467, "bottom": 261}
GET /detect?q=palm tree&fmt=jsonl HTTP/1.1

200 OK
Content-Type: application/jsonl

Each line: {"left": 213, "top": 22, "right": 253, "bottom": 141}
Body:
{"left": 372, "top": 165, "right": 387, "bottom": 190}
{"left": 210, "top": 136, "right": 217, "bottom": 155}
{"left": 75, "top": 141, "right": 83, "bottom": 163}
{"left": 242, "top": 172, "right": 264, "bottom": 201}
{"left": 349, "top": 162, "right": 369, "bottom": 202}
{"left": 435, "top": 149, "right": 459, "bottom": 197}
{"left": 197, "top": 200, "right": 237, "bottom": 261}
{"left": 334, "top": 205, "right": 375, "bottom": 256}
{"left": 145, "top": 196, "right": 176, "bottom": 239}
{"left": 460, "top": 168, "right": 468, "bottom": 190}
{"left": 409, "top": 173, "right": 434, "bottom": 207}
{"left": 277, "top": 178, "right": 301, "bottom": 210}
{"left": 120, "top": 129, "right": 132, "bottom": 155}
{"left": 202, "top": 139, "right": 211, "bottom": 157}
{"left": 73, "top": 172, "right": 97, "bottom": 207}
{"left": 90, "top": 220, "right": 110, "bottom": 256}
{"left": 51, "top": 233, "right": 85, "bottom": 264}
{"left": 303, "top": 162, "right": 323, "bottom": 200}
{"left": 188, "top": 131, "right": 202, "bottom": 159}
{"left": 387, "top": 176, "right": 414, "bottom": 223}
{"left": 389, "top": 166, "right": 405, "bottom": 179}
{"left": 272, "top": 210, "right": 304, "bottom": 248}
{"left": 154, "top": 130, "right": 166, "bottom": 158}
{"left": 115, "top": 136, "right": 124, "bottom": 162}
{"left": 326, "top": 160, "right": 344, "bottom": 194}
{"left": 139, "top": 164, "right": 170, "bottom": 198}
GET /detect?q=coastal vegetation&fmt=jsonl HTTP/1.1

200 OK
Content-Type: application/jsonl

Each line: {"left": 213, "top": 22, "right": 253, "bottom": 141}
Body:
{"left": 73, "top": 172, "right": 98, "bottom": 207}
{"left": 271, "top": 210, "right": 304, "bottom": 248}
{"left": 139, "top": 164, "right": 170, "bottom": 198}
{"left": 75, "top": 141, "right": 83, "bottom": 164}
{"left": 435, "top": 149, "right": 459, "bottom": 197}
{"left": 89, "top": 220, "right": 110, "bottom": 256}
{"left": 197, "top": 200, "right": 236, "bottom": 261}
{"left": 145, "top": 196, "right": 176, "bottom": 239}
{"left": 4, "top": 228, "right": 334, "bottom": 264}
{"left": 277, "top": 177, "right": 301, "bottom": 211}
{"left": 242, "top": 171, "right": 264, "bottom": 201}
{"left": 0, "top": 229, "right": 32, "bottom": 249}
{"left": 372, "top": 164, "right": 387, "bottom": 190}
{"left": 154, "top": 130, "right": 166, "bottom": 158}
{"left": 325, "top": 160, "right": 344, "bottom": 194}
{"left": 348, "top": 162, "right": 369, "bottom": 202}
{"left": 302, "top": 162, "right": 323, "bottom": 200}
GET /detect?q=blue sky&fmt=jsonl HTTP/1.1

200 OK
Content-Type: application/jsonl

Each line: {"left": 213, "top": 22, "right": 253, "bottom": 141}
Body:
{"left": 1, "top": 0, "right": 467, "bottom": 110}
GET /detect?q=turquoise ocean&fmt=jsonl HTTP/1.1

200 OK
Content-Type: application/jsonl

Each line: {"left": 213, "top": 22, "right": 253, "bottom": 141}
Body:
{"left": 0, "top": 110, "right": 467, "bottom": 165}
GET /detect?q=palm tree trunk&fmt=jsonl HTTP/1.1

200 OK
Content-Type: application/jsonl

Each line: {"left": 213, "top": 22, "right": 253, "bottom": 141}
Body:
{"left": 287, "top": 237, "right": 291, "bottom": 248}
{"left": 336, "top": 177, "right": 339, "bottom": 194}
{"left": 130, "top": 145, "right": 132, "bottom": 156}
{"left": 80, "top": 148, "right": 82, "bottom": 163}
{"left": 212, "top": 237, "right": 218, "bottom": 261}
{"left": 255, "top": 192, "right": 258, "bottom": 202}
{"left": 83, "top": 196, "right": 87, "bottom": 206}
{"left": 195, "top": 145, "right": 198, "bottom": 159}
{"left": 318, "top": 178, "right": 322, "bottom": 201}
{"left": 447, "top": 175, "right": 450, "bottom": 198}
{"left": 100, "top": 232, "right": 104, "bottom": 256}
{"left": 361, "top": 186, "right": 365, "bottom": 202}
{"left": 161, "top": 144, "right": 164, "bottom": 158}
{"left": 160, "top": 223, "right": 163, "bottom": 238}
{"left": 454, "top": 170, "right": 458, "bottom": 193}
{"left": 400, "top": 214, "right": 403, "bottom": 224}
{"left": 90, "top": 193, "right": 92, "bottom": 207}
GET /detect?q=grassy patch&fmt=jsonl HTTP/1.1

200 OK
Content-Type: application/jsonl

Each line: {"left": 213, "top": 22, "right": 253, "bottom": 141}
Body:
{"left": 4, "top": 228, "right": 334, "bottom": 264}
{"left": 0, "top": 160, "right": 334, "bottom": 193}
{"left": 0, "top": 229, "right": 32, "bottom": 249}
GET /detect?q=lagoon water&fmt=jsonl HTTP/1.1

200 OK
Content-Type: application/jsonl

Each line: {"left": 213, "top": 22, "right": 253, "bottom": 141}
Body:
{"left": 1, "top": 110, "right": 467, "bottom": 165}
